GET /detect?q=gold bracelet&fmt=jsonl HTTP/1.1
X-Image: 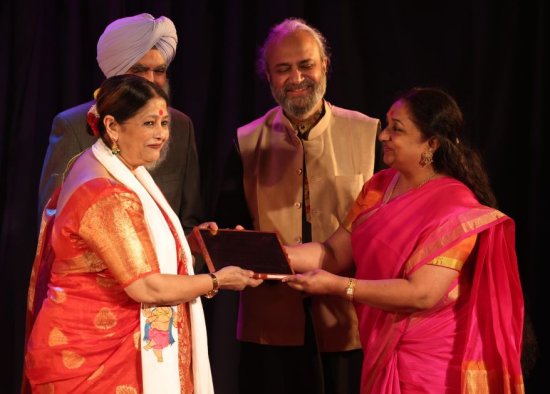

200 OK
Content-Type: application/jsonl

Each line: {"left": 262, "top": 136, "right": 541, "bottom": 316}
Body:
{"left": 345, "top": 277, "right": 356, "bottom": 301}
{"left": 204, "top": 273, "right": 219, "bottom": 299}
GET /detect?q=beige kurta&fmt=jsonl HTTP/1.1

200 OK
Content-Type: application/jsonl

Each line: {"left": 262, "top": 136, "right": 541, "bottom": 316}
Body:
{"left": 237, "top": 102, "right": 379, "bottom": 351}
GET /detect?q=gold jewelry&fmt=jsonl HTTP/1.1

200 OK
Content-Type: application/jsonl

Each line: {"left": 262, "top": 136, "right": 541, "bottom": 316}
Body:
{"left": 388, "top": 171, "right": 437, "bottom": 202}
{"left": 345, "top": 277, "right": 356, "bottom": 301}
{"left": 420, "top": 150, "right": 433, "bottom": 166}
{"left": 204, "top": 273, "right": 219, "bottom": 298}
{"left": 111, "top": 141, "right": 121, "bottom": 155}
{"left": 417, "top": 172, "right": 437, "bottom": 188}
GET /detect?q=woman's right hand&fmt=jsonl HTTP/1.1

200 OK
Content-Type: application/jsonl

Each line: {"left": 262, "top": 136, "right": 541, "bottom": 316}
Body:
{"left": 214, "top": 266, "right": 263, "bottom": 291}
{"left": 283, "top": 269, "right": 342, "bottom": 295}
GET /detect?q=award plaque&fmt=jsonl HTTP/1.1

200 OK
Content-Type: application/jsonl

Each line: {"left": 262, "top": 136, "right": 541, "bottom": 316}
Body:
{"left": 190, "top": 228, "right": 294, "bottom": 280}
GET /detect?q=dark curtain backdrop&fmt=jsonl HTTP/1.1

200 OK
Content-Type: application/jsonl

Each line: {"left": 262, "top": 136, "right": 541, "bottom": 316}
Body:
{"left": 1, "top": 0, "right": 546, "bottom": 392}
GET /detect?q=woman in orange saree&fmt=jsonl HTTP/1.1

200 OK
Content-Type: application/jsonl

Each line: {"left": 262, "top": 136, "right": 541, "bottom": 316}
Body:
{"left": 285, "top": 87, "right": 524, "bottom": 393}
{"left": 23, "top": 75, "right": 261, "bottom": 394}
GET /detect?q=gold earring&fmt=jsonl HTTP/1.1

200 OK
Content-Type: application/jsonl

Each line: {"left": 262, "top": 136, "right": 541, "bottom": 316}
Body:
{"left": 420, "top": 150, "right": 433, "bottom": 167}
{"left": 111, "top": 141, "right": 121, "bottom": 155}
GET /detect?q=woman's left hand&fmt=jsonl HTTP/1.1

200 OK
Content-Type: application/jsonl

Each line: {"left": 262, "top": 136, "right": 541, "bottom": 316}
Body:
{"left": 187, "top": 222, "right": 219, "bottom": 254}
{"left": 197, "top": 222, "right": 244, "bottom": 231}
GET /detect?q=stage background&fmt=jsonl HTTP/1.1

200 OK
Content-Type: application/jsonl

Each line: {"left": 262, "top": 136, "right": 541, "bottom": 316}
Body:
{"left": 0, "top": 0, "right": 545, "bottom": 392}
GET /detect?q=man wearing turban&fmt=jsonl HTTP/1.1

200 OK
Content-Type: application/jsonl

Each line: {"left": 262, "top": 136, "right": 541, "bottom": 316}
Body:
{"left": 38, "top": 13, "right": 203, "bottom": 233}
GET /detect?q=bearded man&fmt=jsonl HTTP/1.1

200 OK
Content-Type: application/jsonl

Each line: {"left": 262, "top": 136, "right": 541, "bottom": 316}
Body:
{"left": 38, "top": 13, "right": 203, "bottom": 233}
{"left": 236, "top": 18, "right": 380, "bottom": 394}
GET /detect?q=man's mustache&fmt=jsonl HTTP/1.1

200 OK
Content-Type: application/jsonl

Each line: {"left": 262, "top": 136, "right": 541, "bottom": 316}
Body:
{"left": 284, "top": 80, "right": 313, "bottom": 93}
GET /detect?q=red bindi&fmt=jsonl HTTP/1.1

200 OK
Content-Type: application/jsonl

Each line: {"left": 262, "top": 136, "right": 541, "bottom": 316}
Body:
{"left": 159, "top": 109, "right": 164, "bottom": 116}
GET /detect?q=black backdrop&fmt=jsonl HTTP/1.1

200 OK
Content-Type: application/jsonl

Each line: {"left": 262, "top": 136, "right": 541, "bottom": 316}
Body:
{"left": 0, "top": 0, "right": 546, "bottom": 392}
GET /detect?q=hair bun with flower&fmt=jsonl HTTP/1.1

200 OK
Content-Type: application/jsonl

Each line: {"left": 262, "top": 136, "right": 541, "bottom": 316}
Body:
{"left": 87, "top": 104, "right": 100, "bottom": 137}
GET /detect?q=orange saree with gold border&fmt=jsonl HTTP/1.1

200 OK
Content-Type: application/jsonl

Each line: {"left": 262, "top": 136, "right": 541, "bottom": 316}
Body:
{"left": 23, "top": 179, "right": 192, "bottom": 393}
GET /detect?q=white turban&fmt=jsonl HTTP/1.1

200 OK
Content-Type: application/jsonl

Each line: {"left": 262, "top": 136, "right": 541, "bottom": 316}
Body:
{"left": 97, "top": 13, "right": 178, "bottom": 78}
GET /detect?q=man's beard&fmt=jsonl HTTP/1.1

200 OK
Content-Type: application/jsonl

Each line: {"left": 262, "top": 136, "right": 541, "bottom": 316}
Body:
{"left": 271, "top": 74, "right": 326, "bottom": 119}
{"left": 145, "top": 137, "right": 170, "bottom": 171}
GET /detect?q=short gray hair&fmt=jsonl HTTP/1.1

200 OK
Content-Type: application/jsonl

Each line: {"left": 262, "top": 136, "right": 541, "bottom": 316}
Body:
{"left": 257, "top": 18, "right": 331, "bottom": 78}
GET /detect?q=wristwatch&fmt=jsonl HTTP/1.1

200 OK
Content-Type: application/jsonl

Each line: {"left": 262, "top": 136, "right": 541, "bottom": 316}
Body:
{"left": 345, "top": 277, "right": 356, "bottom": 301}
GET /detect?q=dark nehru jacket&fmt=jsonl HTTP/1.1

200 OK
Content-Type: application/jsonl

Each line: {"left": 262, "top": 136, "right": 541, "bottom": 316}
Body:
{"left": 38, "top": 100, "right": 203, "bottom": 232}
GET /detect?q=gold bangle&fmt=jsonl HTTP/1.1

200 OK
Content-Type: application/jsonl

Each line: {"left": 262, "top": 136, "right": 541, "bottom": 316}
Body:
{"left": 345, "top": 277, "right": 356, "bottom": 301}
{"left": 205, "top": 273, "right": 219, "bottom": 299}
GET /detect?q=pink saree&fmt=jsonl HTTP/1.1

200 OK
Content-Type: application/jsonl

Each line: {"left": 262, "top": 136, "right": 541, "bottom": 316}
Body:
{"left": 347, "top": 169, "right": 524, "bottom": 393}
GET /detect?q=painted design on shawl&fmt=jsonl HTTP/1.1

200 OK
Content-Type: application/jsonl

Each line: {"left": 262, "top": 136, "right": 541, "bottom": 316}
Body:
{"left": 142, "top": 306, "right": 176, "bottom": 362}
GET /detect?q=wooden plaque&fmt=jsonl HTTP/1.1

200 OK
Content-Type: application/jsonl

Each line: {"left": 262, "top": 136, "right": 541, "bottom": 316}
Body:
{"left": 190, "top": 228, "right": 294, "bottom": 280}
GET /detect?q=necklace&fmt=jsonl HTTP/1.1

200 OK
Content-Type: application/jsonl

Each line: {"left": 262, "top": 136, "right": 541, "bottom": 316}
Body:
{"left": 416, "top": 171, "right": 438, "bottom": 189}
{"left": 388, "top": 171, "right": 438, "bottom": 201}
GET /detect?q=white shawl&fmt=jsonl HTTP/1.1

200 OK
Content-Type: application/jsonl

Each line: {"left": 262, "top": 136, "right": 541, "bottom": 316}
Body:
{"left": 92, "top": 139, "right": 213, "bottom": 394}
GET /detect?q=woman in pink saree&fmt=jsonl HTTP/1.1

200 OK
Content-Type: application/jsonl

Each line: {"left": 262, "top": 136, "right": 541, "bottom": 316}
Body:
{"left": 285, "top": 87, "right": 524, "bottom": 393}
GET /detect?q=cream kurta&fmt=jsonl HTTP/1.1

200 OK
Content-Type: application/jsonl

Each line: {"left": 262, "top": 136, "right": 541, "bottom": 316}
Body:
{"left": 237, "top": 102, "right": 379, "bottom": 350}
